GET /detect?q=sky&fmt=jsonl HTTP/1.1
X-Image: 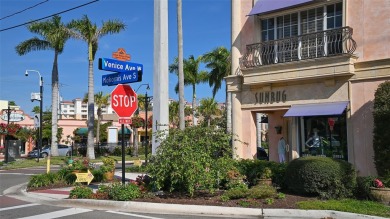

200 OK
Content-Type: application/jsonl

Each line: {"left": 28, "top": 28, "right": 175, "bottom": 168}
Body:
{"left": 0, "top": 0, "right": 231, "bottom": 116}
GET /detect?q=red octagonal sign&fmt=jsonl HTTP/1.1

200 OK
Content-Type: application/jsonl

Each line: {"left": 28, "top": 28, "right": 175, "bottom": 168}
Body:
{"left": 111, "top": 84, "right": 138, "bottom": 118}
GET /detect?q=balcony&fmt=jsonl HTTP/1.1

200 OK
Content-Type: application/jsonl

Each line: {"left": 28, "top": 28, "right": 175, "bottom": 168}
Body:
{"left": 240, "top": 27, "right": 357, "bottom": 69}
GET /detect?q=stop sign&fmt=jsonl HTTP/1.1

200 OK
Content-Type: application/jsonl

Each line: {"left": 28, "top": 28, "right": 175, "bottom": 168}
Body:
{"left": 111, "top": 84, "right": 138, "bottom": 117}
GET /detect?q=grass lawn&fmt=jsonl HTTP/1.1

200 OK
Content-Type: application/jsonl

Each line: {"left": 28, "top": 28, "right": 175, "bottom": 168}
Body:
{"left": 297, "top": 199, "right": 390, "bottom": 218}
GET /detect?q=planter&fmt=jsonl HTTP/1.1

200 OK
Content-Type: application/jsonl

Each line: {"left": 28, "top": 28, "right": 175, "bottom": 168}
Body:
{"left": 104, "top": 170, "right": 115, "bottom": 181}
{"left": 257, "top": 179, "right": 272, "bottom": 186}
{"left": 369, "top": 187, "right": 390, "bottom": 205}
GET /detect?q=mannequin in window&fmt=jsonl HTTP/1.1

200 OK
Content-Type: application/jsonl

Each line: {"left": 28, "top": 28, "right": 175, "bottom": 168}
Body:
{"left": 278, "top": 137, "right": 286, "bottom": 163}
{"left": 305, "top": 128, "right": 322, "bottom": 152}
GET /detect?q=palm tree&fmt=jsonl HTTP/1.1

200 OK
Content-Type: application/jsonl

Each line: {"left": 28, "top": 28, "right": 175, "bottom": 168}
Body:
{"left": 67, "top": 15, "right": 125, "bottom": 159}
{"left": 32, "top": 106, "right": 40, "bottom": 114}
{"left": 82, "top": 91, "right": 109, "bottom": 146}
{"left": 202, "top": 47, "right": 231, "bottom": 132}
{"left": 16, "top": 15, "right": 70, "bottom": 156}
{"left": 177, "top": 0, "right": 185, "bottom": 130}
{"left": 94, "top": 92, "right": 109, "bottom": 146}
{"left": 199, "top": 98, "right": 220, "bottom": 127}
{"left": 169, "top": 55, "right": 208, "bottom": 126}
{"left": 169, "top": 101, "right": 180, "bottom": 128}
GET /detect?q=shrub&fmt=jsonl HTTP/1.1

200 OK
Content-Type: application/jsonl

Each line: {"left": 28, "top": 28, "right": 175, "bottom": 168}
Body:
{"left": 235, "top": 159, "right": 287, "bottom": 188}
{"left": 285, "top": 156, "right": 356, "bottom": 199}
{"left": 27, "top": 173, "right": 60, "bottom": 189}
{"left": 108, "top": 182, "right": 141, "bottom": 201}
{"left": 69, "top": 186, "right": 93, "bottom": 199}
{"left": 248, "top": 185, "right": 277, "bottom": 199}
{"left": 91, "top": 169, "right": 104, "bottom": 182}
{"left": 64, "top": 172, "right": 77, "bottom": 184}
{"left": 373, "top": 81, "right": 390, "bottom": 177}
{"left": 100, "top": 157, "right": 115, "bottom": 173}
{"left": 146, "top": 126, "right": 237, "bottom": 196}
{"left": 355, "top": 176, "right": 376, "bottom": 199}
{"left": 223, "top": 187, "right": 249, "bottom": 200}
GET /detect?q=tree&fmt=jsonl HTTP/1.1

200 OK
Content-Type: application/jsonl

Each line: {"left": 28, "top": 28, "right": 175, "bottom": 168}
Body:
{"left": 202, "top": 47, "right": 231, "bottom": 132}
{"left": 169, "top": 55, "right": 208, "bottom": 126}
{"left": 373, "top": 81, "right": 390, "bottom": 177}
{"left": 32, "top": 106, "right": 40, "bottom": 114}
{"left": 67, "top": 15, "right": 125, "bottom": 159}
{"left": 177, "top": 0, "right": 185, "bottom": 130}
{"left": 95, "top": 92, "right": 109, "bottom": 146}
{"left": 84, "top": 91, "right": 109, "bottom": 146}
{"left": 199, "top": 98, "right": 220, "bottom": 127}
{"left": 131, "top": 116, "right": 145, "bottom": 156}
{"left": 16, "top": 15, "right": 70, "bottom": 156}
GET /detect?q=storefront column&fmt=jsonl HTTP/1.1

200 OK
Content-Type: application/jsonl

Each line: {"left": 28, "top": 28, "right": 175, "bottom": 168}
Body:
{"left": 232, "top": 91, "right": 242, "bottom": 158}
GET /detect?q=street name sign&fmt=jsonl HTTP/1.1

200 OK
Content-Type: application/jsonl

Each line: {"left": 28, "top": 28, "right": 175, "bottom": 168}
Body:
{"left": 102, "top": 71, "right": 142, "bottom": 86}
{"left": 98, "top": 58, "right": 143, "bottom": 74}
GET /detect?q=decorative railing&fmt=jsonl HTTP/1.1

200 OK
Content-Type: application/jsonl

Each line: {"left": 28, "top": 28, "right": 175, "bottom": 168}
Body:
{"left": 240, "top": 26, "right": 357, "bottom": 69}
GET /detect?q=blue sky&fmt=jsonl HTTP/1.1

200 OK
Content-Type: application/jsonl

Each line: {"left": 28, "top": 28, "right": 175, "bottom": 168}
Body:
{"left": 0, "top": 0, "right": 231, "bottom": 116}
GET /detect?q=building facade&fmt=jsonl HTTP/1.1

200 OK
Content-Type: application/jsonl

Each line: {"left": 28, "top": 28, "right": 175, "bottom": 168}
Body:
{"left": 229, "top": 0, "right": 390, "bottom": 176}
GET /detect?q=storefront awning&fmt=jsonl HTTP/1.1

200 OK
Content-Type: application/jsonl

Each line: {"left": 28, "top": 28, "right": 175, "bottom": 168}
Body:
{"left": 248, "top": 0, "right": 313, "bottom": 16}
{"left": 284, "top": 101, "right": 349, "bottom": 117}
{"left": 118, "top": 127, "right": 132, "bottom": 135}
{"left": 75, "top": 128, "right": 88, "bottom": 135}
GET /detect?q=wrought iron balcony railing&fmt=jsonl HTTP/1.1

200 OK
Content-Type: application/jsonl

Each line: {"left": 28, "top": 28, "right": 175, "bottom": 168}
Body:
{"left": 240, "top": 26, "right": 357, "bottom": 69}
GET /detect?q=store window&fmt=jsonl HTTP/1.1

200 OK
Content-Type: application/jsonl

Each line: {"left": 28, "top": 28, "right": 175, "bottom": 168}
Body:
{"left": 300, "top": 113, "right": 347, "bottom": 160}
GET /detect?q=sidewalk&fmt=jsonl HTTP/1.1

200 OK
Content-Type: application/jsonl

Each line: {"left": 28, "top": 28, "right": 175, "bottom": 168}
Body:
{"left": 5, "top": 171, "right": 386, "bottom": 219}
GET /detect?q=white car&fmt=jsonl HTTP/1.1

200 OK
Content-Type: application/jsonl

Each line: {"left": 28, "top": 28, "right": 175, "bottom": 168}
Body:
{"left": 27, "top": 144, "right": 72, "bottom": 158}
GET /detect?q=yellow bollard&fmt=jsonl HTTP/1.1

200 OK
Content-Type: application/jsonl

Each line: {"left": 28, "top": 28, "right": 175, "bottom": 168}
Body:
{"left": 46, "top": 155, "right": 51, "bottom": 173}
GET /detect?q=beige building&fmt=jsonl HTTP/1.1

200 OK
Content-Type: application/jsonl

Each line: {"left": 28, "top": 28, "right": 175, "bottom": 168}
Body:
{"left": 229, "top": 0, "right": 390, "bottom": 176}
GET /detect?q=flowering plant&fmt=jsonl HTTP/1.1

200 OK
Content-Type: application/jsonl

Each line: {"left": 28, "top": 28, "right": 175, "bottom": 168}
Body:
{"left": 373, "top": 178, "right": 384, "bottom": 188}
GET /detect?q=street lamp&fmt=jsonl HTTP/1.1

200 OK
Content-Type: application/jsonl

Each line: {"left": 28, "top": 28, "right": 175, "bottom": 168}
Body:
{"left": 25, "top": 70, "right": 43, "bottom": 163}
{"left": 135, "top": 84, "right": 152, "bottom": 165}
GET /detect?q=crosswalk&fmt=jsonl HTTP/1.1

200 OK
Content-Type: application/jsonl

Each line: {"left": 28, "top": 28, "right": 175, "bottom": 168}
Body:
{"left": 0, "top": 201, "right": 168, "bottom": 219}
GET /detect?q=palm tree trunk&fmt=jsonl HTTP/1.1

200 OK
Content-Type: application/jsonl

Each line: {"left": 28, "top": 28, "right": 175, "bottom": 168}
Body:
{"left": 51, "top": 51, "right": 59, "bottom": 156}
{"left": 192, "top": 85, "right": 197, "bottom": 126}
{"left": 96, "top": 108, "right": 101, "bottom": 146}
{"left": 87, "top": 53, "right": 95, "bottom": 159}
{"left": 177, "top": 0, "right": 185, "bottom": 130}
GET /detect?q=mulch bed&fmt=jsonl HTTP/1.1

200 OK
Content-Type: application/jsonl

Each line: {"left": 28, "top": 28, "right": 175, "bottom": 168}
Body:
{"left": 134, "top": 190, "right": 317, "bottom": 209}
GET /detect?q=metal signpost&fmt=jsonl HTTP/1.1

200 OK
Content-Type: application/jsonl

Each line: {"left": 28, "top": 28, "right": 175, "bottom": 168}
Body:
{"left": 111, "top": 84, "right": 138, "bottom": 184}
{"left": 99, "top": 48, "right": 142, "bottom": 184}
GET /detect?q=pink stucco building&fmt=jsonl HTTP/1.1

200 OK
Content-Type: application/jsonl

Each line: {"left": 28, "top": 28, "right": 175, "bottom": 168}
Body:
{"left": 229, "top": 0, "right": 390, "bottom": 176}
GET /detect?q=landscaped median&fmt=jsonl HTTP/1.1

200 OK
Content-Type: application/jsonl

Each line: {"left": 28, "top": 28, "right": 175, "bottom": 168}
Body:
{"left": 2, "top": 127, "right": 390, "bottom": 218}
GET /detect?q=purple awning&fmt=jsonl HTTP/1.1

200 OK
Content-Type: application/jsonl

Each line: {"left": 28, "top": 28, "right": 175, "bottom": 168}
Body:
{"left": 248, "top": 0, "right": 313, "bottom": 16}
{"left": 284, "top": 101, "right": 349, "bottom": 117}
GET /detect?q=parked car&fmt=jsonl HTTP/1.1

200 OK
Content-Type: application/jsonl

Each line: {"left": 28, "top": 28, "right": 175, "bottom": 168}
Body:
{"left": 257, "top": 147, "right": 269, "bottom": 160}
{"left": 27, "top": 144, "right": 72, "bottom": 158}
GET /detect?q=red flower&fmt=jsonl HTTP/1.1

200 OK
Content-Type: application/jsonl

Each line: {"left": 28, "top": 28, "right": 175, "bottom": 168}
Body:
{"left": 373, "top": 179, "right": 384, "bottom": 188}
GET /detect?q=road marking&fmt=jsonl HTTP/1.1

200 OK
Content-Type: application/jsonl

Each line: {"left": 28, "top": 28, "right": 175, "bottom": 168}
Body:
{"left": 17, "top": 208, "right": 92, "bottom": 219}
{"left": 0, "top": 203, "right": 39, "bottom": 211}
{"left": 106, "top": 211, "right": 165, "bottom": 219}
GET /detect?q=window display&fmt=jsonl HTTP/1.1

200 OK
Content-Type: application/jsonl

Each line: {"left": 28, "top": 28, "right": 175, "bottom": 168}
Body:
{"left": 301, "top": 114, "right": 347, "bottom": 160}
